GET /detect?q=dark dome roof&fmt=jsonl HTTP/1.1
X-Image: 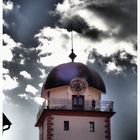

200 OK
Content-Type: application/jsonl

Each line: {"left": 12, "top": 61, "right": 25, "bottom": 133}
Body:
{"left": 44, "top": 62, "right": 106, "bottom": 93}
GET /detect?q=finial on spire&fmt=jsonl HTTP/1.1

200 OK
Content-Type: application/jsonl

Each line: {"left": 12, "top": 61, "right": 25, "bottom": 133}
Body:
{"left": 69, "top": 48, "right": 77, "bottom": 62}
{"left": 69, "top": 31, "right": 77, "bottom": 62}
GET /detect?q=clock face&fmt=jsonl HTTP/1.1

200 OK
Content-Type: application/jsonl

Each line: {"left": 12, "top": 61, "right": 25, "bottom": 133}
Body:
{"left": 70, "top": 78, "right": 87, "bottom": 94}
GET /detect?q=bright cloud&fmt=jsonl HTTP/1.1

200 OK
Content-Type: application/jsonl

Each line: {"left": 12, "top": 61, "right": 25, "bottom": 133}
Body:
{"left": 105, "top": 61, "right": 122, "bottom": 74}
{"left": 34, "top": 97, "right": 45, "bottom": 105}
{"left": 35, "top": 26, "right": 136, "bottom": 73}
{"left": 35, "top": 27, "right": 92, "bottom": 65}
{"left": 93, "top": 39, "right": 136, "bottom": 57}
{"left": 25, "top": 85, "right": 38, "bottom": 95}
{"left": 56, "top": 0, "right": 111, "bottom": 32}
{"left": 3, "top": 75, "right": 18, "bottom": 90}
{"left": 18, "top": 93, "right": 33, "bottom": 100}
{"left": 39, "top": 69, "right": 46, "bottom": 79}
{"left": 3, "top": 0, "right": 14, "bottom": 12}
{"left": 3, "top": 20, "right": 9, "bottom": 28}
{"left": 2, "top": 34, "right": 22, "bottom": 61}
{"left": 35, "top": 27, "right": 71, "bottom": 66}
{"left": 20, "top": 71, "right": 32, "bottom": 79}
{"left": 77, "top": 9, "right": 109, "bottom": 31}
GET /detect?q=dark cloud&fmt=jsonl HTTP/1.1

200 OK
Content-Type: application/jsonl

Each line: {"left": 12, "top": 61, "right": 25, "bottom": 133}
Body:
{"left": 2, "top": 44, "right": 53, "bottom": 103}
{"left": 88, "top": 48, "right": 137, "bottom": 75}
{"left": 58, "top": 15, "right": 89, "bottom": 33}
{"left": 82, "top": 28, "right": 110, "bottom": 41}
{"left": 3, "top": 0, "right": 64, "bottom": 48}
{"left": 86, "top": 0, "right": 137, "bottom": 41}
{"left": 58, "top": 15, "right": 110, "bottom": 41}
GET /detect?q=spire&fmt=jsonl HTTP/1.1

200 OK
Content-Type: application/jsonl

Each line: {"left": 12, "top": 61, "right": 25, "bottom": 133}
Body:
{"left": 69, "top": 31, "right": 77, "bottom": 62}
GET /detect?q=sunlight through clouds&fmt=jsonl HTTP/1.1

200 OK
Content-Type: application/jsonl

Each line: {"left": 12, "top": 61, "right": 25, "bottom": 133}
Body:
{"left": 35, "top": 27, "right": 91, "bottom": 65}
{"left": 35, "top": 27, "right": 136, "bottom": 73}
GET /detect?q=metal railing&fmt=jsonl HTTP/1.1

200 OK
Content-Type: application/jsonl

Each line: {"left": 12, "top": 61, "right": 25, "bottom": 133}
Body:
{"left": 37, "top": 99, "right": 114, "bottom": 120}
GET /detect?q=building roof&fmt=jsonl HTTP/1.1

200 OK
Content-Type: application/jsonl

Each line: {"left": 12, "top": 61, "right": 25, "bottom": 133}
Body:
{"left": 44, "top": 62, "right": 106, "bottom": 93}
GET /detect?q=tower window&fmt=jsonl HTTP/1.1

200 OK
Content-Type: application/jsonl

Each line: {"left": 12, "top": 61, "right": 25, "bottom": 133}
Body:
{"left": 64, "top": 121, "right": 69, "bottom": 131}
{"left": 89, "top": 122, "right": 95, "bottom": 132}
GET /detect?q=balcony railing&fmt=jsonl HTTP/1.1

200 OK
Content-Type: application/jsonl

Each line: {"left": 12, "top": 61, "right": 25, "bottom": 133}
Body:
{"left": 37, "top": 99, "right": 114, "bottom": 120}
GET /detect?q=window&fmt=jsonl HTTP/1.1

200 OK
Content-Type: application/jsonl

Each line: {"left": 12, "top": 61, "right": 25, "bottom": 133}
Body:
{"left": 89, "top": 122, "right": 95, "bottom": 132}
{"left": 72, "top": 95, "right": 84, "bottom": 110}
{"left": 64, "top": 121, "right": 69, "bottom": 131}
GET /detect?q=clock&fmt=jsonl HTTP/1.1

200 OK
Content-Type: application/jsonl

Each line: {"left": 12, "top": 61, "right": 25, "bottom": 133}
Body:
{"left": 70, "top": 78, "right": 87, "bottom": 94}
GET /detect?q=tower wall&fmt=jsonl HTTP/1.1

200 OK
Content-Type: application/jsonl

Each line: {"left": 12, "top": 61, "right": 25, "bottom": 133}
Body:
{"left": 42, "top": 86, "right": 101, "bottom": 102}
{"left": 53, "top": 115, "right": 106, "bottom": 140}
{"left": 37, "top": 110, "right": 113, "bottom": 140}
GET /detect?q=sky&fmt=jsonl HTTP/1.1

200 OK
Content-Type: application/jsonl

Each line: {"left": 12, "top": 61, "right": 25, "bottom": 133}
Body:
{"left": 2, "top": 0, "right": 137, "bottom": 140}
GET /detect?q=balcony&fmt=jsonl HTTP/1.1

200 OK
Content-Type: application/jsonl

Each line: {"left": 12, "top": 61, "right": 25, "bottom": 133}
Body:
{"left": 37, "top": 99, "right": 114, "bottom": 120}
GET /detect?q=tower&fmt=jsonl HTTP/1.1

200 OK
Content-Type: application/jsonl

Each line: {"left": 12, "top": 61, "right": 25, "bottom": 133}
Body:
{"left": 35, "top": 59, "right": 115, "bottom": 140}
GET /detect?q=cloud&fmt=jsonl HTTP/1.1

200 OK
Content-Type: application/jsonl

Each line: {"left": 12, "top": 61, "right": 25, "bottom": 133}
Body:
{"left": 18, "top": 93, "right": 32, "bottom": 100}
{"left": 105, "top": 61, "right": 122, "bottom": 74}
{"left": 55, "top": 1, "right": 111, "bottom": 41}
{"left": 35, "top": 27, "right": 71, "bottom": 66}
{"left": 2, "top": 34, "right": 22, "bottom": 61}
{"left": 88, "top": 46, "right": 137, "bottom": 75}
{"left": 3, "top": 0, "right": 14, "bottom": 12}
{"left": 35, "top": 26, "right": 103, "bottom": 65}
{"left": 35, "top": 26, "right": 137, "bottom": 74}
{"left": 34, "top": 97, "right": 45, "bottom": 105}
{"left": 82, "top": 27, "right": 110, "bottom": 41}
{"left": 2, "top": 34, "right": 49, "bottom": 103}
{"left": 55, "top": 0, "right": 137, "bottom": 42}
{"left": 58, "top": 15, "right": 89, "bottom": 33}
{"left": 25, "top": 85, "right": 38, "bottom": 95}
{"left": 3, "top": 19, "right": 9, "bottom": 28}
{"left": 3, "top": 0, "right": 64, "bottom": 48}
{"left": 20, "top": 71, "right": 32, "bottom": 79}
{"left": 86, "top": 0, "right": 137, "bottom": 41}
{"left": 3, "top": 75, "right": 18, "bottom": 90}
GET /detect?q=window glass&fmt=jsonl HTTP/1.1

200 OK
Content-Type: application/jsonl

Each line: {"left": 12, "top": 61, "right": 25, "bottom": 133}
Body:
{"left": 89, "top": 122, "right": 95, "bottom": 132}
{"left": 79, "top": 96, "right": 83, "bottom": 105}
{"left": 64, "top": 121, "right": 69, "bottom": 131}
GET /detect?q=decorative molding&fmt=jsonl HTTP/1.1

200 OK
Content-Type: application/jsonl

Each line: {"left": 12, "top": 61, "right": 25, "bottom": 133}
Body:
{"left": 47, "top": 115, "right": 54, "bottom": 140}
{"left": 104, "top": 117, "right": 111, "bottom": 140}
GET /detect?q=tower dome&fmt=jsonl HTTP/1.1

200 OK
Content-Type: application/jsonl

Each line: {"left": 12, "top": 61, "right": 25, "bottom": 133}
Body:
{"left": 43, "top": 62, "right": 106, "bottom": 93}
